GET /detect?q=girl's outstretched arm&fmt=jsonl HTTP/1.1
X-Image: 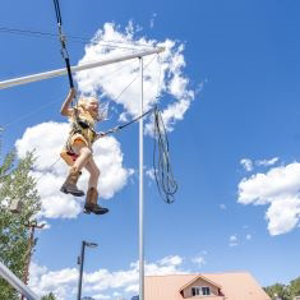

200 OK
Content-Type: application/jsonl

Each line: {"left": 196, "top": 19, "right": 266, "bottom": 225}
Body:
{"left": 60, "top": 88, "right": 76, "bottom": 116}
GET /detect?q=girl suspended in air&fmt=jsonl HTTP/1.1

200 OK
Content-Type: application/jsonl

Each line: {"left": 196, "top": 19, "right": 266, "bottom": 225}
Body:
{"left": 60, "top": 88, "right": 109, "bottom": 215}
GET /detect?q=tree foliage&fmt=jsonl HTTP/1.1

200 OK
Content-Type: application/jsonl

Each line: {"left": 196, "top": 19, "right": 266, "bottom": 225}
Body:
{"left": 264, "top": 278, "right": 300, "bottom": 300}
{"left": 41, "top": 292, "right": 57, "bottom": 300}
{"left": 0, "top": 150, "right": 41, "bottom": 300}
{"left": 264, "top": 283, "right": 290, "bottom": 300}
{"left": 290, "top": 277, "right": 300, "bottom": 299}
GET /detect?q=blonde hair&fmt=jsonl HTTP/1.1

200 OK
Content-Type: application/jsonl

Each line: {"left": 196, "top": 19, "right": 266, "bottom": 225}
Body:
{"left": 77, "top": 96, "right": 98, "bottom": 109}
{"left": 77, "top": 96, "right": 108, "bottom": 121}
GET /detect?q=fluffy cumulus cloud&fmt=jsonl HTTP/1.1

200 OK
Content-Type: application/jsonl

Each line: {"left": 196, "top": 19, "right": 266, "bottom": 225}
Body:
{"left": 238, "top": 162, "right": 300, "bottom": 235}
{"left": 15, "top": 121, "right": 133, "bottom": 219}
{"left": 75, "top": 22, "right": 196, "bottom": 135}
{"left": 29, "top": 255, "right": 186, "bottom": 300}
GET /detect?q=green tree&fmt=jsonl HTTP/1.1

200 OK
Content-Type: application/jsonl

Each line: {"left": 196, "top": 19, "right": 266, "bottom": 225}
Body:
{"left": 264, "top": 283, "right": 290, "bottom": 300}
{"left": 42, "top": 292, "right": 57, "bottom": 300}
{"left": 290, "top": 277, "right": 300, "bottom": 298}
{"left": 0, "top": 150, "right": 41, "bottom": 300}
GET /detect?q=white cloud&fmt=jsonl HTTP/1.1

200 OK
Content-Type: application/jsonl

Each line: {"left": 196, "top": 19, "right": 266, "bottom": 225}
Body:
{"left": 15, "top": 121, "right": 133, "bottom": 219}
{"left": 112, "top": 291, "right": 121, "bottom": 297}
{"left": 29, "top": 263, "right": 78, "bottom": 300}
{"left": 75, "top": 22, "right": 196, "bottom": 135}
{"left": 256, "top": 157, "right": 279, "bottom": 167}
{"left": 192, "top": 256, "right": 206, "bottom": 268}
{"left": 229, "top": 235, "right": 238, "bottom": 247}
{"left": 29, "top": 255, "right": 185, "bottom": 300}
{"left": 229, "top": 235, "right": 237, "bottom": 242}
{"left": 158, "top": 255, "right": 183, "bottom": 267}
{"left": 238, "top": 162, "right": 300, "bottom": 235}
{"left": 124, "top": 284, "right": 138, "bottom": 293}
{"left": 145, "top": 167, "right": 155, "bottom": 181}
{"left": 246, "top": 234, "right": 252, "bottom": 240}
{"left": 240, "top": 158, "right": 253, "bottom": 172}
{"left": 240, "top": 157, "right": 279, "bottom": 173}
{"left": 265, "top": 197, "right": 300, "bottom": 235}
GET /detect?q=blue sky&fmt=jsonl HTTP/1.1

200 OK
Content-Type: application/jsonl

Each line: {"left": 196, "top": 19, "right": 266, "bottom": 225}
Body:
{"left": 1, "top": 0, "right": 300, "bottom": 299}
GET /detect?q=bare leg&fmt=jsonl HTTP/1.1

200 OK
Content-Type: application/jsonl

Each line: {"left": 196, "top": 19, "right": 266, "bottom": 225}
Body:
{"left": 84, "top": 157, "right": 100, "bottom": 189}
{"left": 72, "top": 143, "right": 92, "bottom": 172}
{"left": 60, "top": 143, "right": 91, "bottom": 196}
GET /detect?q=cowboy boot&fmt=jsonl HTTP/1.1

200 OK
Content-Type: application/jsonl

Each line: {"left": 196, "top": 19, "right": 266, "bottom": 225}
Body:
{"left": 84, "top": 187, "right": 109, "bottom": 215}
{"left": 60, "top": 168, "right": 85, "bottom": 197}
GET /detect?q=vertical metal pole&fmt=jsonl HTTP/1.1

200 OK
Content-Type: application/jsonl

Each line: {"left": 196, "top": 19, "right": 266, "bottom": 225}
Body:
{"left": 20, "top": 221, "right": 45, "bottom": 300}
{"left": 139, "top": 57, "right": 144, "bottom": 300}
{"left": 77, "top": 241, "right": 86, "bottom": 300}
{"left": 20, "top": 226, "right": 35, "bottom": 300}
{"left": 0, "top": 127, "right": 3, "bottom": 161}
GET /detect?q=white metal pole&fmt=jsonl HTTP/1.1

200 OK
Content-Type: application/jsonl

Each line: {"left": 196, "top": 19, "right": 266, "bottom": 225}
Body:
{"left": 0, "top": 261, "right": 40, "bottom": 300}
{"left": 139, "top": 57, "right": 144, "bottom": 300}
{"left": 0, "top": 48, "right": 165, "bottom": 90}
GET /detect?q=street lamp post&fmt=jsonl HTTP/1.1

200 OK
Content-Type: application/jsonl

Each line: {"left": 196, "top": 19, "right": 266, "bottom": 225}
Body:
{"left": 77, "top": 241, "right": 98, "bottom": 300}
{"left": 20, "top": 220, "right": 45, "bottom": 300}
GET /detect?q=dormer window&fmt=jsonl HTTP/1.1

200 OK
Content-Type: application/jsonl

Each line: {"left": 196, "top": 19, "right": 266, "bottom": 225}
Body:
{"left": 202, "top": 287, "right": 210, "bottom": 295}
{"left": 191, "top": 286, "right": 211, "bottom": 296}
{"left": 191, "top": 287, "right": 200, "bottom": 296}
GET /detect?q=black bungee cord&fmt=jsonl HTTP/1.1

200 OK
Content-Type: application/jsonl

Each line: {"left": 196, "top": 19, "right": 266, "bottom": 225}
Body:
{"left": 53, "top": 0, "right": 75, "bottom": 90}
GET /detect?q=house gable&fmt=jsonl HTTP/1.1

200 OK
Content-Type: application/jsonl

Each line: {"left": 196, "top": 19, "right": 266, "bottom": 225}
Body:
{"left": 180, "top": 275, "right": 223, "bottom": 298}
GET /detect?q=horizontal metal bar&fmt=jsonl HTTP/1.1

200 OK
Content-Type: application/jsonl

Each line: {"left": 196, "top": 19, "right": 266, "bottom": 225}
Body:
{"left": 0, "top": 261, "right": 40, "bottom": 300}
{"left": 0, "top": 47, "right": 165, "bottom": 90}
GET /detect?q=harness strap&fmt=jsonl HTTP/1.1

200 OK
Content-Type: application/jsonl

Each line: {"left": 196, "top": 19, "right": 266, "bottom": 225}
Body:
{"left": 65, "top": 120, "right": 97, "bottom": 155}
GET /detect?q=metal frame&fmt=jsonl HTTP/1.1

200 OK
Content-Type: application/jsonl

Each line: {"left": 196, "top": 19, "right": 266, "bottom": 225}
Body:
{"left": 0, "top": 261, "right": 40, "bottom": 300}
{"left": 0, "top": 47, "right": 165, "bottom": 300}
{"left": 0, "top": 48, "right": 164, "bottom": 90}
